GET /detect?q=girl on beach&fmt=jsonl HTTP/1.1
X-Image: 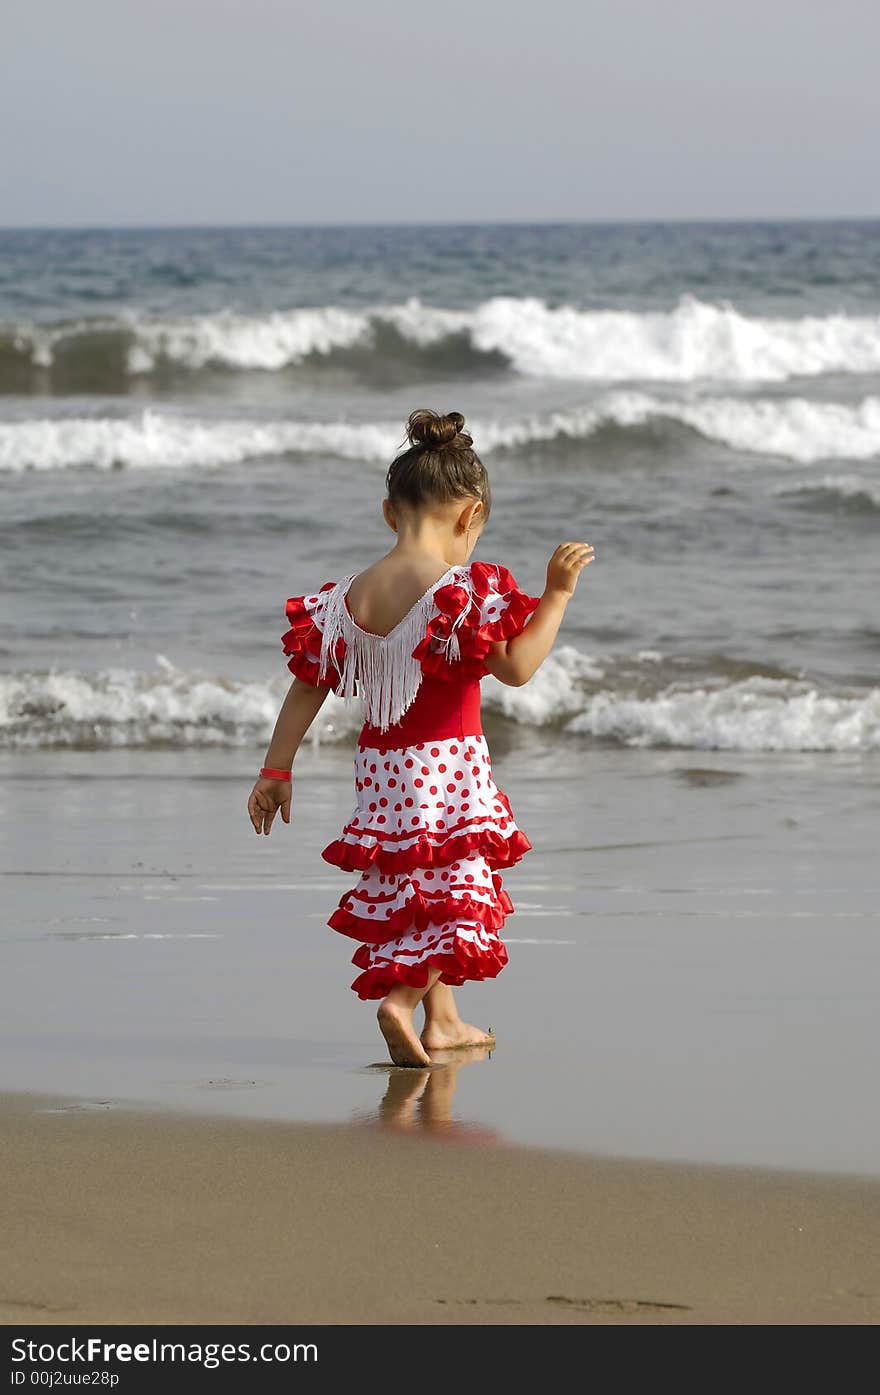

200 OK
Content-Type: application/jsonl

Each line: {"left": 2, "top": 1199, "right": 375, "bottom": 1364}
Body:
{"left": 247, "top": 410, "right": 594, "bottom": 1067}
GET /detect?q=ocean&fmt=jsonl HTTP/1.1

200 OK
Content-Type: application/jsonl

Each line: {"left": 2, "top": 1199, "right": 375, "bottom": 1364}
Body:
{"left": 1, "top": 220, "right": 878, "bottom": 755}
{"left": 1, "top": 222, "right": 879, "bottom": 1168}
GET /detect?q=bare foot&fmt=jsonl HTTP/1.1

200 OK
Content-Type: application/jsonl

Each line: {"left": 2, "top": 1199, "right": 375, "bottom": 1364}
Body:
{"left": 377, "top": 1001, "right": 433, "bottom": 1068}
{"left": 420, "top": 1020, "right": 496, "bottom": 1051}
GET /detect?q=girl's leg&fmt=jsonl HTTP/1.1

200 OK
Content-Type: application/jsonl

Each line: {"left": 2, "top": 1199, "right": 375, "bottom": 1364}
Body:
{"left": 377, "top": 969, "right": 442, "bottom": 1067}
{"left": 420, "top": 981, "right": 496, "bottom": 1051}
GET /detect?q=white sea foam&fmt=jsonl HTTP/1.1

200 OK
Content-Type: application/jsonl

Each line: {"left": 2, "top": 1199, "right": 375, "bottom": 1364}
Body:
{"left": 485, "top": 646, "right": 605, "bottom": 725}
{"left": 466, "top": 296, "right": 880, "bottom": 383}
{"left": 125, "top": 305, "right": 371, "bottom": 372}
{"left": 9, "top": 295, "right": 880, "bottom": 382}
{"left": 2, "top": 655, "right": 877, "bottom": 752}
{"left": 4, "top": 393, "right": 880, "bottom": 473}
{"left": 0, "top": 661, "right": 288, "bottom": 749}
{"left": 0, "top": 411, "right": 403, "bottom": 472}
{"left": 565, "top": 677, "right": 880, "bottom": 752}
{"left": 643, "top": 395, "right": 880, "bottom": 463}
{"left": 477, "top": 393, "right": 880, "bottom": 463}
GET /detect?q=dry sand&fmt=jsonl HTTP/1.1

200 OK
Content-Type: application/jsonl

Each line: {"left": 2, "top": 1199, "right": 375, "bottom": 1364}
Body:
{"left": 2, "top": 1091, "right": 879, "bottom": 1326}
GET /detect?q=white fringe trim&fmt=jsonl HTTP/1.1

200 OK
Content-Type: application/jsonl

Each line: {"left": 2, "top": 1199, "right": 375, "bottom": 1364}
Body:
{"left": 318, "top": 569, "right": 460, "bottom": 732}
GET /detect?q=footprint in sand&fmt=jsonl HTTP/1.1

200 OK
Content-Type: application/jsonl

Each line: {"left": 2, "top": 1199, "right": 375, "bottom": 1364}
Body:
{"left": 194, "top": 1077, "right": 263, "bottom": 1090}
{"left": 36, "top": 1100, "right": 114, "bottom": 1114}
{"left": 436, "top": 1295, "right": 692, "bottom": 1314}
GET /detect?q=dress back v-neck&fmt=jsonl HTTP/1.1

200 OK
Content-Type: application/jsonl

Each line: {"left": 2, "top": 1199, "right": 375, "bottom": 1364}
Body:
{"left": 341, "top": 568, "right": 456, "bottom": 640}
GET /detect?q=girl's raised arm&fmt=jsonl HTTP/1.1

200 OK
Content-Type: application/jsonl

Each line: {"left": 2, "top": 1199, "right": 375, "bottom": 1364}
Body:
{"left": 483, "top": 541, "right": 594, "bottom": 687}
{"left": 247, "top": 677, "right": 334, "bottom": 835}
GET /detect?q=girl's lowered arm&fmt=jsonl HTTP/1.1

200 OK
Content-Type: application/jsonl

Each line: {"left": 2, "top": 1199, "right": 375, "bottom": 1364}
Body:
{"left": 483, "top": 541, "right": 594, "bottom": 688}
{"left": 263, "top": 677, "right": 333, "bottom": 770}
{"left": 248, "top": 678, "right": 333, "bottom": 835}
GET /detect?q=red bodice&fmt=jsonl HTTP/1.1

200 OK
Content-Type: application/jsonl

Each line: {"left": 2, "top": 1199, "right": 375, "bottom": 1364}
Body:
{"left": 357, "top": 670, "right": 483, "bottom": 751}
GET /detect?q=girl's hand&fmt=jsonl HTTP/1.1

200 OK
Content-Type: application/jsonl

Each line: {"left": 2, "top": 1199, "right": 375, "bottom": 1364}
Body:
{"left": 248, "top": 777, "right": 292, "bottom": 836}
{"left": 546, "top": 541, "right": 595, "bottom": 597}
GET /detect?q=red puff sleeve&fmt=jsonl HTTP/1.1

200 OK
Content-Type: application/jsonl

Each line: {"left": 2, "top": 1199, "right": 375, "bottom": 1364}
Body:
{"left": 281, "top": 580, "right": 347, "bottom": 690}
{"left": 412, "top": 560, "right": 541, "bottom": 681}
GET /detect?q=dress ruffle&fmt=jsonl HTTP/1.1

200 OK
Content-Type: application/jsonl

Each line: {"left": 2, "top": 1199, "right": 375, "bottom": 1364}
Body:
{"left": 328, "top": 865, "right": 514, "bottom": 942}
{"left": 281, "top": 582, "right": 347, "bottom": 690}
{"left": 322, "top": 824, "right": 532, "bottom": 874}
{"left": 350, "top": 922, "right": 510, "bottom": 1000}
{"left": 412, "top": 561, "right": 541, "bottom": 681}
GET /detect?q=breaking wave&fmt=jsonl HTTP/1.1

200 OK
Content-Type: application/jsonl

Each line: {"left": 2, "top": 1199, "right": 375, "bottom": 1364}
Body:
{"left": 2, "top": 650, "right": 876, "bottom": 752}
{"left": 3, "top": 393, "right": 879, "bottom": 472}
{"left": 4, "top": 295, "right": 880, "bottom": 387}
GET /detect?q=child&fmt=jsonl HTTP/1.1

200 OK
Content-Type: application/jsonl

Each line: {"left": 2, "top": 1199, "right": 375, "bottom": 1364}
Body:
{"left": 248, "top": 409, "right": 594, "bottom": 1067}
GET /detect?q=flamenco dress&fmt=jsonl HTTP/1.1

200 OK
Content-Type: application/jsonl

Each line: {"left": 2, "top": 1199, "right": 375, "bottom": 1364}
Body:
{"left": 281, "top": 560, "right": 540, "bottom": 1000}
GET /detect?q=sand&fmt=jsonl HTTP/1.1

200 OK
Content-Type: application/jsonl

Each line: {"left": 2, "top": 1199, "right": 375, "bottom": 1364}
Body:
{"left": 2, "top": 1090, "right": 879, "bottom": 1326}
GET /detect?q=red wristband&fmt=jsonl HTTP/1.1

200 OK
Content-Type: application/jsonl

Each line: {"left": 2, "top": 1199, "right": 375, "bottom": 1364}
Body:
{"left": 260, "top": 766, "right": 292, "bottom": 781}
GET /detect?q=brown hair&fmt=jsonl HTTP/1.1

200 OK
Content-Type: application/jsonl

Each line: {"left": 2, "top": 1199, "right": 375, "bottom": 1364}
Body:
{"left": 385, "top": 409, "right": 491, "bottom": 523}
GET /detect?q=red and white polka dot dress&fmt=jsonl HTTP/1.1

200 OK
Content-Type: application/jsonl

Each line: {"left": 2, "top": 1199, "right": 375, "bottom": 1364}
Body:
{"left": 281, "top": 560, "right": 540, "bottom": 999}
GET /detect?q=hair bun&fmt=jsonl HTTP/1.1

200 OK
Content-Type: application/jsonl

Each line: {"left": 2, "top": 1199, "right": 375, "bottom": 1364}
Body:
{"left": 406, "top": 408, "right": 470, "bottom": 450}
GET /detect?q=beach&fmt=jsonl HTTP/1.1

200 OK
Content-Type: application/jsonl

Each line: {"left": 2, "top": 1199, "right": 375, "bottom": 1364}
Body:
{"left": 4, "top": 1091, "right": 880, "bottom": 1326}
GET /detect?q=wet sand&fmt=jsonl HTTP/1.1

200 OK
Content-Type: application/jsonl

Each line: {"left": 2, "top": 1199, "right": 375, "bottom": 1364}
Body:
{"left": 2, "top": 1090, "right": 879, "bottom": 1326}
{"left": 2, "top": 745, "right": 879, "bottom": 1173}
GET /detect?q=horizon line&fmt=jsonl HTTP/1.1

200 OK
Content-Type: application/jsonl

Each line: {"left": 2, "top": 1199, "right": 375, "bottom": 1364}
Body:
{"left": 1, "top": 213, "right": 879, "bottom": 234}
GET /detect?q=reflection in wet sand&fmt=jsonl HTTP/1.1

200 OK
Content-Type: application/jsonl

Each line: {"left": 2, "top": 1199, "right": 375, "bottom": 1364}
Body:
{"left": 371, "top": 1048, "right": 501, "bottom": 1142}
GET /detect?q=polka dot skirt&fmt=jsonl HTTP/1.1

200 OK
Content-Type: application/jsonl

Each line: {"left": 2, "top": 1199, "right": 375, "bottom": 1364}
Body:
{"left": 322, "top": 734, "right": 532, "bottom": 999}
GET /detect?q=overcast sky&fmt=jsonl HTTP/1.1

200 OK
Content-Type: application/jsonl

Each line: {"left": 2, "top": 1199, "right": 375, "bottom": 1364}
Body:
{"left": 2, "top": 0, "right": 878, "bottom": 226}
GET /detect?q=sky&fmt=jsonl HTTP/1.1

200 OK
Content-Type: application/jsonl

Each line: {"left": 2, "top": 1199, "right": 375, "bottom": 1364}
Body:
{"left": 2, "top": 0, "right": 878, "bottom": 227}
